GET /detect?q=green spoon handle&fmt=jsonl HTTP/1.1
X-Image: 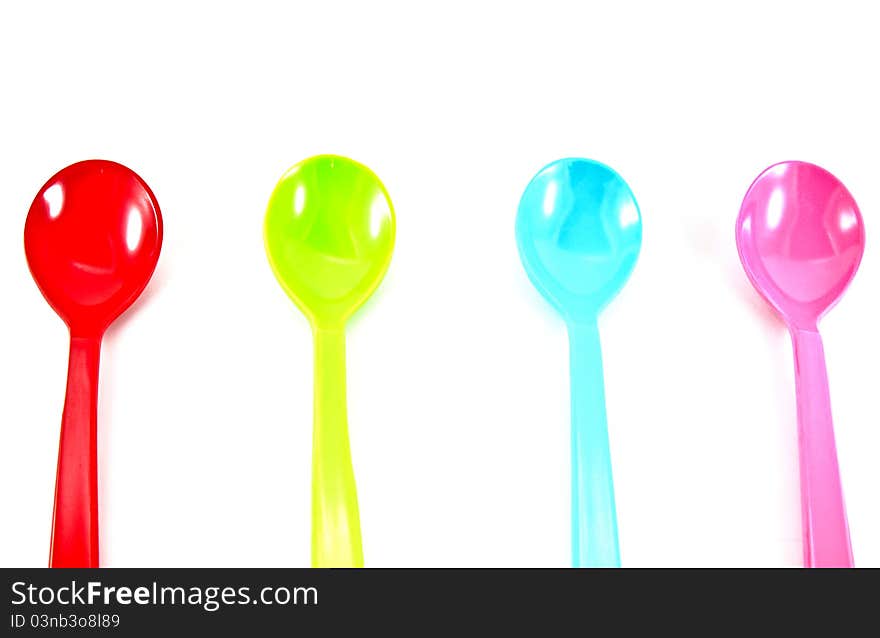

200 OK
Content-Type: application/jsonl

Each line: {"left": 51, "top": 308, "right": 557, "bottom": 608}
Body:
{"left": 311, "top": 326, "right": 364, "bottom": 567}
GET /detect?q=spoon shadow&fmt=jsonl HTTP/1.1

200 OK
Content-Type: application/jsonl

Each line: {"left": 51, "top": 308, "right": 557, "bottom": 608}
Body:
{"left": 726, "top": 252, "right": 802, "bottom": 558}
{"left": 684, "top": 215, "right": 801, "bottom": 558}
{"left": 691, "top": 214, "right": 794, "bottom": 424}
{"left": 96, "top": 263, "right": 168, "bottom": 559}
{"left": 104, "top": 262, "right": 168, "bottom": 342}
{"left": 346, "top": 270, "right": 395, "bottom": 333}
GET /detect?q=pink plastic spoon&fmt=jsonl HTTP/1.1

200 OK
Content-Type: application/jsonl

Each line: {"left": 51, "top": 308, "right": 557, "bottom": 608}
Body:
{"left": 736, "top": 161, "right": 863, "bottom": 568}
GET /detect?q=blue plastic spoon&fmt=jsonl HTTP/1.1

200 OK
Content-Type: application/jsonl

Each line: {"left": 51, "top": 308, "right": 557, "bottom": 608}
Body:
{"left": 516, "top": 158, "right": 642, "bottom": 567}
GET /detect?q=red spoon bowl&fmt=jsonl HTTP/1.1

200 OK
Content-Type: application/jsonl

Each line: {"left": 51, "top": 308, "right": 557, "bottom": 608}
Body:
{"left": 25, "top": 160, "right": 163, "bottom": 336}
{"left": 24, "top": 160, "right": 162, "bottom": 567}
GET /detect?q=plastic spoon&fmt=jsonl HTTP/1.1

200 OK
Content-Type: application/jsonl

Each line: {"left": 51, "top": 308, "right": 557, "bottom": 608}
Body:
{"left": 736, "top": 161, "right": 863, "bottom": 568}
{"left": 24, "top": 160, "right": 163, "bottom": 567}
{"left": 264, "top": 155, "right": 395, "bottom": 568}
{"left": 516, "top": 158, "right": 642, "bottom": 567}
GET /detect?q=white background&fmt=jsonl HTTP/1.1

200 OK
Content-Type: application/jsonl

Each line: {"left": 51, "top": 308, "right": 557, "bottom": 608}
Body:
{"left": 1, "top": 1, "right": 877, "bottom": 568}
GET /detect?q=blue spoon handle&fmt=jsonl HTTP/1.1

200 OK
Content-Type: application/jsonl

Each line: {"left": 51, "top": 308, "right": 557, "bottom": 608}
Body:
{"left": 568, "top": 320, "right": 620, "bottom": 568}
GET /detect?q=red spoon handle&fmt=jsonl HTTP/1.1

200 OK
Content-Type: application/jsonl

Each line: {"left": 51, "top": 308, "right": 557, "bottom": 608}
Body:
{"left": 50, "top": 335, "right": 101, "bottom": 568}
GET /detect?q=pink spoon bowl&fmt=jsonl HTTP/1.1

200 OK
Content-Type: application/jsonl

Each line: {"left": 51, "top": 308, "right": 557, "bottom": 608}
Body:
{"left": 736, "top": 161, "right": 864, "bottom": 568}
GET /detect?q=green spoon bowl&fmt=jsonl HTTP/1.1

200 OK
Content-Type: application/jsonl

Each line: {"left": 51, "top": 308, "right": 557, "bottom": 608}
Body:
{"left": 265, "top": 154, "right": 395, "bottom": 328}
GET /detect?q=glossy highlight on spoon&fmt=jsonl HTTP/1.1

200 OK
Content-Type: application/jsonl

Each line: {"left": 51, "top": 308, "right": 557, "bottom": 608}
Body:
{"left": 24, "top": 160, "right": 163, "bottom": 568}
{"left": 517, "top": 157, "right": 642, "bottom": 568}
{"left": 736, "top": 160, "right": 863, "bottom": 568}
{"left": 264, "top": 154, "right": 395, "bottom": 567}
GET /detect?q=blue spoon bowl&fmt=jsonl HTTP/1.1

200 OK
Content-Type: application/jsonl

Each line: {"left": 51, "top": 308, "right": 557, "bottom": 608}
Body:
{"left": 516, "top": 158, "right": 642, "bottom": 567}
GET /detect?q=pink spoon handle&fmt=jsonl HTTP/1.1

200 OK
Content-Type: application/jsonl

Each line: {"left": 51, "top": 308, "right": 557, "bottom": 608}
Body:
{"left": 50, "top": 335, "right": 101, "bottom": 568}
{"left": 791, "top": 328, "right": 853, "bottom": 568}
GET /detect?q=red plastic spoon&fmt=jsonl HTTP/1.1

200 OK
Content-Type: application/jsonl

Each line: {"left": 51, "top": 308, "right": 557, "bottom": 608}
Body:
{"left": 24, "top": 160, "right": 162, "bottom": 567}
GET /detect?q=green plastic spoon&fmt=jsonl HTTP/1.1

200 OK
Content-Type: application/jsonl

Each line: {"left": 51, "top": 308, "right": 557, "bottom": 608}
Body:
{"left": 264, "top": 155, "right": 395, "bottom": 567}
